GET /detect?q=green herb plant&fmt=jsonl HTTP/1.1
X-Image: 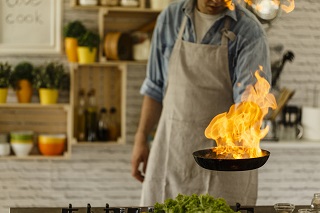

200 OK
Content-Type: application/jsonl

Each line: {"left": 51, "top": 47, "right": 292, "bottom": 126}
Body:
{"left": 0, "top": 62, "right": 12, "bottom": 88}
{"left": 63, "top": 20, "right": 87, "bottom": 39}
{"left": 78, "top": 30, "right": 100, "bottom": 51}
{"left": 9, "top": 62, "right": 34, "bottom": 90}
{"left": 33, "top": 62, "right": 70, "bottom": 90}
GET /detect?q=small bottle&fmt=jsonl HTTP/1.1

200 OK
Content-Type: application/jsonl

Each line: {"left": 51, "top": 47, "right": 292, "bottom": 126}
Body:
{"left": 77, "top": 89, "right": 87, "bottom": 141}
{"left": 311, "top": 193, "right": 320, "bottom": 212}
{"left": 108, "top": 107, "right": 120, "bottom": 141}
{"left": 85, "top": 89, "right": 98, "bottom": 142}
{"left": 97, "top": 107, "right": 110, "bottom": 141}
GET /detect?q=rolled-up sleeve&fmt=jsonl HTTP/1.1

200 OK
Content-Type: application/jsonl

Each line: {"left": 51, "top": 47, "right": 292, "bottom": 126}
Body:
{"left": 233, "top": 33, "right": 271, "bottom": 103}
{"left": 140, "top": 13, "right": 168, "bottom": 103}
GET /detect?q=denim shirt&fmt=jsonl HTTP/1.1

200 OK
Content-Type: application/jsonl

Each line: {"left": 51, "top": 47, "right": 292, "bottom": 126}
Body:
{"left": 140, "top": 0, "right": 271, "bottom": 104}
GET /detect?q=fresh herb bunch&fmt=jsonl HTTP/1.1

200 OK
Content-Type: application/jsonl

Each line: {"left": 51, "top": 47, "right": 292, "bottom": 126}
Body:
{"left": 78, "top": 30, "right": 100, "bottom": 51}
{"left": 33, "top": 62, "right": 70, "bottom": 90}
{"left": 154, "top": 194, "right": 239, "bottom": 213}
{"left": 63, "top": 20, "right": 87, "bottom": 38}
{"left": 9, "top": 62, "right": 34, "bottom": 90}
{"left": 0, "top": 62, "right": 12, "bottom": 88}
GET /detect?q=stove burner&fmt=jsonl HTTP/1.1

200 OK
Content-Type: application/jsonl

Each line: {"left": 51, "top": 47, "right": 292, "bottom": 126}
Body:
{"left": 61, "top": 204, "right": 154, "bottom": 213}
{"left": 61, "top": 203, "right": 252, "bottom": 213}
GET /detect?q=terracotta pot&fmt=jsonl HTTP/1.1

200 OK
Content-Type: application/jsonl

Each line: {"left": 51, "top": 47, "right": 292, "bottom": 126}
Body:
{"left": 77, "top": 47, "right": 97, "bottom": 64}
{"left": 16, "top": 80, "right": 33, "bottom": 103}
{"left": 39, "top": 88, "right": 59, "bottom": 105}
{"left": 0, "top": 88, "right": 8, "bottom": 103}
{"left": 65, "top": 37, "right": 78, "bottom": 62}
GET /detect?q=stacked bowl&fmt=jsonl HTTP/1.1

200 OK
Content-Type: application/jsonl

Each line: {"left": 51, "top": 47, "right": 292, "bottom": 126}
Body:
{"left": 38, "top": 134, "right": 66, "bottom": 156}
{"left": 0, "top": 133, "right": 10, "bottom": 156}
{"left": 10, "top": 131, "right": 34, "bottom": 156}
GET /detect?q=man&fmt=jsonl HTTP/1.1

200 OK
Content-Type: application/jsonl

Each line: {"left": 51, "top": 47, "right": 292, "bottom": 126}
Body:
{"left": 131, "top": 0, "right": 271, "bottom": 206}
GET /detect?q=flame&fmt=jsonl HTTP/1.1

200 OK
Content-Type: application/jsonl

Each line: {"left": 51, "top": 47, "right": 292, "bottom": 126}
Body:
{"left": 240, "top": 0, "right": 295, "bottom": 15}
{"left": 224, "top": 0, "right": 235, "bottom": 10}
{"left": 205, "top": 67, "right": 277, "bottom": 159}
{"left": 281, "top": 0, "right": 295, "bottom": 13}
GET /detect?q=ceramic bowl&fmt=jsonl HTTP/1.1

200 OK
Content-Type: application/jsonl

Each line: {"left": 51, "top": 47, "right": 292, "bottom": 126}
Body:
{"left": 0, "top": 143, "right": 10, "bottom": 156}
{"left": 0, "top": 133, "right": 8, "bottom": 143}
{"left": 38, "top": 134, "right": 66, "bottom": 156}
{"left": 11, "top": 143, "right": 33, "bottom": 157}
{"left": 10, "top": 131, "right": 34, "bottom": 143}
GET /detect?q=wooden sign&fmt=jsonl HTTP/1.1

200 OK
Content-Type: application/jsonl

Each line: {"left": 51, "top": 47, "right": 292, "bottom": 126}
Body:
{"left": 0, "top": 0, "right": 62, "bottom": 54}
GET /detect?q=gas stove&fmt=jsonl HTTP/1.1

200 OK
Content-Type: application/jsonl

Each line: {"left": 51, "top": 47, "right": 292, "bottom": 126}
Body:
{"left": 9, "top": 203, "right": 309, "bottom": 213}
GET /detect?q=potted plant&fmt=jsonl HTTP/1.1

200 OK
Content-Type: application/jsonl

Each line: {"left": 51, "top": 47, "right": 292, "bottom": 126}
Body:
{"left": 0, "top": 62, "right": 12, "bottom": 103}
{"left": 9, "top": 62, "right": 34, "bottom": 103}
{"left": 63, "top": 20, "right": 87, "bottom": 62}
{"left": 77, "top": 30, "right": 100, "bottom": 64}
{"left": 33, "top": 62, "right": 70, "bottom": 105}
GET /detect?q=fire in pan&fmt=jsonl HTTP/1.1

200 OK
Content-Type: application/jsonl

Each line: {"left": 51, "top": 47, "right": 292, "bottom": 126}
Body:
{"left": 193, "top": 148, "right": 270, "bottom": 171}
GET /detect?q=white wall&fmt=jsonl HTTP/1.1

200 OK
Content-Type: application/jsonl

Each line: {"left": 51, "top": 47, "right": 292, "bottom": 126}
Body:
{"left": 0, "top": 0, "right": 320, "bottom": 212}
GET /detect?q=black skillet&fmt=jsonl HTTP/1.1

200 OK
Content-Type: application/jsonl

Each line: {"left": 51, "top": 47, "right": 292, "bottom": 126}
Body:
{"left": 193, "top": 148, "right": 270, "bottom": 171}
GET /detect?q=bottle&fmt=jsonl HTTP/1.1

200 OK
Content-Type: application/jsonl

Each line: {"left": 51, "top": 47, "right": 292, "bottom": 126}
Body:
{"left": 85, "top": 89, "right": 98, "bottom": 142}
{"left": 77, "top": 89, "right": 86, "bottom": 141}
{"left": 108, "top": 107, "right": 120, "bottom": 141}
{"left": 311, "top": 193, "right": 320, "bottom": 212}
{"left": 97, "top": 107, "right": 110, "bottom": 141}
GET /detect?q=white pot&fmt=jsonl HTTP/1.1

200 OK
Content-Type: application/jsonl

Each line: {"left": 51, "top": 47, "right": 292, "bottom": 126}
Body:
{"left": 150, "top": 0, "right": 172, "bottom": 10}
{"left": 79, "top": 0, "right": 98, "bottom": 6}
{"left": 0, "top": 143, "right": 10, "bottom": 156}
{"left": 302, "top": 106, "right": 320, "bottom": 141}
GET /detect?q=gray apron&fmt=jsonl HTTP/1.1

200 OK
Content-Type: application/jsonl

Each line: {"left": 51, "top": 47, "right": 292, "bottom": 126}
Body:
{"left": 141, "top": 16, "right": 258, "bottom": 206}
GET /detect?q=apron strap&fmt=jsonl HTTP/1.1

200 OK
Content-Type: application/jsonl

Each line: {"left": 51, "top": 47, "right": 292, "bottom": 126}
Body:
{"left": 220, "top": 17, "right": 236, "bottom": 44}
{"left": 178, "top": 16, "right": 188, "bottom": 40}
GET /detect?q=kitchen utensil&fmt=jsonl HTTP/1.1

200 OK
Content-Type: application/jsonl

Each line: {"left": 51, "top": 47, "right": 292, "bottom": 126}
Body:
{"left": 11, "top": 143, "right": 33, "bottom": 157}
{"left": 0, "top": 143, "right": 10, "bottom": 156}
{"left": 261, "top": 119, "right": 278, "bottom": 141}
{"left": 270, "top": 87, "right": 295, "bottom": 121}
{"left": 10, "top": 131, "right": 34, "bottom": 157}
{"left": 271, "top": 51, "right": 295, "bottom": 89}
{"left": 38, "top": 134, "right": 66, "bottom": 156}
{"left": 302, "top": 107, "right": 320, "bottom": 141}
{"left": 193, "top": 148, "right": 270, "bottom": 171}
{"left": 120, "top": 0, "right": 139, "bottom": 7}
{"left": 274, "top": 203, "right": 295, "bottom": 213}
{"left": 104, "top": 32, "right": 133, "bottom": 60}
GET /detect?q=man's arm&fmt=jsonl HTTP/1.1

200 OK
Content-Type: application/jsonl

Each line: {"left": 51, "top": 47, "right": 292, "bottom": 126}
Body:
{"left": 131, "top": 95, "right": 162, "bottom": 182}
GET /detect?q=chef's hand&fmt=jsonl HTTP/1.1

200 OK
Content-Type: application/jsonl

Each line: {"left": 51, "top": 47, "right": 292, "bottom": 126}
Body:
{"left": 131, "top": 132, "right": 149, "bottom": 182}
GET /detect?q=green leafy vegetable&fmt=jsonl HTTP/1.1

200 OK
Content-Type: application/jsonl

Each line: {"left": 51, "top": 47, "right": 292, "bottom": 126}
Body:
{"left": 154, "top": 194, "right": 239, "bottom": 213}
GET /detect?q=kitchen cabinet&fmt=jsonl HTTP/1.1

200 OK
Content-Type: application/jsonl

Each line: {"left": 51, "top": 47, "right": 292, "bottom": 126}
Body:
{"left": 0, "top": 103, "right": 72, "bottom": 159}
{"left": 69, "top": 1, "right": 160, "bottom": 145}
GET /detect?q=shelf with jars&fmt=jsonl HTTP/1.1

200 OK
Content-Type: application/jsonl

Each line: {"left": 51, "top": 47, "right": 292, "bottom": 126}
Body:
{"left": 69, "top": 63, "right": 126, "bottom": 145}
{"left": 69, "top": 0, "right": 161, "bottom": 63}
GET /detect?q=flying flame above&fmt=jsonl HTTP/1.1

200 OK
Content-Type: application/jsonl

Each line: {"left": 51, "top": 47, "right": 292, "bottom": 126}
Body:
{"left": 241, "top": 0, "right": 295, "bottom": 14}
{"left": 205, "top": 67, "right": 277, "bottom": 159}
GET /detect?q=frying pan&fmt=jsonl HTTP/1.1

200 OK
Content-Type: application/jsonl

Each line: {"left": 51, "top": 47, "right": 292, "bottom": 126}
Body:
{"left": 193, "top": 148, "right": 270, "bottom": 171}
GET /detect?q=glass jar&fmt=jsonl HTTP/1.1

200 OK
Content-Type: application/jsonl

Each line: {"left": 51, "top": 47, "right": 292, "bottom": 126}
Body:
{"left": 311, "top": 193, "right": 320, "bottom": 211}
{"left": 274, "top": 203, "right": 295, "bottom": 213}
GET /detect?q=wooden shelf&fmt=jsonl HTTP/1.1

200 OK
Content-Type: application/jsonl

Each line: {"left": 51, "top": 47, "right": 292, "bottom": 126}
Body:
{"left": 0, "top": 153, "right": 71, "bottom": 160}
{"left": 71, "top": 5, "right": 161, "bottom": 13}
{"left": 0, "top": 103, "right": 70, "bottom": 109}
